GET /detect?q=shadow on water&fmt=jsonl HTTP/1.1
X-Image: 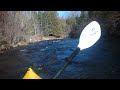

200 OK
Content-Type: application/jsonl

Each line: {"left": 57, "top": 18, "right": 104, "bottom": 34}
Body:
{"left": 0, "top": 38, "right": 78, "bottom": 79}
{"left": 0, "top": 35, "right": 120, "bottom": 79}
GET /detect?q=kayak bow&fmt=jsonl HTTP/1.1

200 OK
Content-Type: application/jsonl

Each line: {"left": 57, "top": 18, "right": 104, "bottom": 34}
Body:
{"left": 23, "top": 68, "right": 42, "bottom": 79}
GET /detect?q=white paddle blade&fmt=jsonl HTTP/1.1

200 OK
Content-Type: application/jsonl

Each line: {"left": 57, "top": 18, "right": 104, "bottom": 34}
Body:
{"left": 77, "top": 21, "right": 101, "bottom": 50}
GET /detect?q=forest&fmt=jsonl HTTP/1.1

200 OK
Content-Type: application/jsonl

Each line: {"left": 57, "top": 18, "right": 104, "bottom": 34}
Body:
{"left": 0, "top": 11, "right": 120, "bottom": 52}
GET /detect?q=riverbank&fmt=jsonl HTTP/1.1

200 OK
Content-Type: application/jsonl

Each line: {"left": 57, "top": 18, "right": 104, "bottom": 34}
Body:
{"left": 0, "top": 36, "right": 65, "bottom": 54}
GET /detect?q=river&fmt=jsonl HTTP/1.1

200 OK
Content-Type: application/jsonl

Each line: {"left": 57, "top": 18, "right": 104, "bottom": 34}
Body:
{"left": 0, "top": 36, "right": 120, "bottom": 79}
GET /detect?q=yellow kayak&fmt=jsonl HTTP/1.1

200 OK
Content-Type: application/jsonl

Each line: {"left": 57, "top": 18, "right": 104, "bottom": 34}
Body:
{"left": 23, "top": 68, "right": 42, "bottom": 79}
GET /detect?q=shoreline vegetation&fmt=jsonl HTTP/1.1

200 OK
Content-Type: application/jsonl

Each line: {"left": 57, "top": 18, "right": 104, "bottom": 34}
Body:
{"left": 0, "top": 36, "right": 65, "bottom": 53}
{"left": 0, "top": 11, "right": 120, "bottom": 54}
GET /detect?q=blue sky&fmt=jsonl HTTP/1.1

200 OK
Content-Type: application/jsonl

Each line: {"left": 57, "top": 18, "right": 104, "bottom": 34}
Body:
{"left": 57, "top": 11, "right": 69, "bottom": 16}
{"left": 57, "top": 11, "right": 81, "bottom": 18}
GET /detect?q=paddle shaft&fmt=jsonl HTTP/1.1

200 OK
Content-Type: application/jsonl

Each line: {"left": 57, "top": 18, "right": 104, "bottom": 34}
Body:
{"left": 53, "top": 47, "right": 80, "bottom": 79}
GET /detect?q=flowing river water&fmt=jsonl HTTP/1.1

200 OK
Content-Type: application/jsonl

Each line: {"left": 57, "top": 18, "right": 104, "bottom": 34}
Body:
{"left": 0, "top": 36, "right": 120, "bottom": 79}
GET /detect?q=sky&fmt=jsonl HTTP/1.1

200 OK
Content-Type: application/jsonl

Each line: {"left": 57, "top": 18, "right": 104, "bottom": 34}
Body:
{"left": 57, "top": 11, "right": 81, "bottom": 18}
{"left": 57, "top": 11, "right": 69, "bottom": 17}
